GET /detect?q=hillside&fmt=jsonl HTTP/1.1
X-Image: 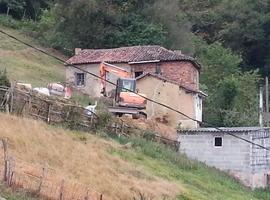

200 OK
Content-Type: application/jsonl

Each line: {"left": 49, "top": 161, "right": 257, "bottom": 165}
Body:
{"left": 0, "top": 23, "right": 269, "bottom": 200}
{"left": 0, "top": 26, "right": 65, "bottom": 87}
{"left": 0, "top": 113, "right": 269, "bottom": 200}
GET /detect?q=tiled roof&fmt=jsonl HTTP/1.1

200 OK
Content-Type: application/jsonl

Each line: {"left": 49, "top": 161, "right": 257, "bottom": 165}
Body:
{"left": 178, "top": 127, "right": 270, "bottom": 134}
{"left": 66, "top": 45, "right": 200, "bottom": 68}
{"left": 136, "top": 73, "right": 202, "bottom": 94}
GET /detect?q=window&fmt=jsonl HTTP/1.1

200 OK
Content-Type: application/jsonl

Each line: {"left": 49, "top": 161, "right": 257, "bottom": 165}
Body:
{"left": 155, "top": 64, "right": 161, "bottom": 74}
{"left": 76, "top": 73, "right": 85, "bottom": 86}
{"left": 135, "top": 71, "right": 143, "bottom": 78}
{"left": 122, "top": 80, "right": 134, "bottom": 91}
{"left": 214, "top": 137, "right": 223, "bottom": 147}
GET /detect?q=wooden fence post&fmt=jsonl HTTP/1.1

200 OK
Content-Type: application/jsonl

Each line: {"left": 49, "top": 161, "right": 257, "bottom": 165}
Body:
{"left": 84, "top": 189, "right": 89, "bottom": 200}
{"left": 47, "top": 104, "right": 51, "bottom": 124}
{"left": 5, "top": 90, "right": 10, "bottom": 114}
{"left": 37, "top": 167, "right": 47, "bottom": 195}
{"left": 59, "top": 179, "right": 65, "bottom": 200}
{"left": 100, "top": 194, "right": 103, "bottom": 200}
{"left": 7, "top": 157, "right": 15, "bottom": 186}
{"left": 10, "top": 83, "right": 15, "bottom": 113}
{"left": 2, "top": 138, "right": 8, "bottom": 182}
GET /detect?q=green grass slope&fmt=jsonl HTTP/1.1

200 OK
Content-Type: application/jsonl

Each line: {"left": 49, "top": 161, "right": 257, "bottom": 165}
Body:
{"left": 112, "top": 137, "right": 270, "bottom": 200}
{"left": 0, "top": 26, "right": 65, "bottom": 87}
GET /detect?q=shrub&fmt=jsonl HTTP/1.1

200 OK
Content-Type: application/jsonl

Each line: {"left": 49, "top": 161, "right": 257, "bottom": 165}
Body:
{"left": 0, "top": 69, "right": 10, "bottom": 87}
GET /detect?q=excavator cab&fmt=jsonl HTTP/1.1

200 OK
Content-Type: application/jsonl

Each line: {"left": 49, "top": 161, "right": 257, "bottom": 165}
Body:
{"left": 115, "top": 78, "right": 146, "bottom": 109}
{"left": 117, "top": 78, "right": 136, "bottom": 93}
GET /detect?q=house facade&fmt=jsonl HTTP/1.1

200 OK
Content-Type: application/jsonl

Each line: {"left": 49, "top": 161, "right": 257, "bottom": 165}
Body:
{"left": 66, "top": 45, "right": 203, "bottom": 128}
{"left": 178, "top": 127, "right": 270, "bottom": 188}
{"left": 136, "top": 73, "right": 203, "bottom": 128}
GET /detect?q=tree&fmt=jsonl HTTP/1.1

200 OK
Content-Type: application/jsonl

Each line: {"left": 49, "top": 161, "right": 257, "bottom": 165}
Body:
{"left": 5, "top": 0, "right": 26, "bottom": 18}
{"left": 195, "top": 40, "right": 260, "bottom": 126}
{"left": 183, "top": 0, "right": 270, "bottom": 77}
{"left": 39, "top": 0, "right": 166, "bottom": 51}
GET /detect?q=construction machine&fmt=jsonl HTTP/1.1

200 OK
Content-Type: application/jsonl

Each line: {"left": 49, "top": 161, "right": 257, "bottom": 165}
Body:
{"left": 100, "top": 62, "right": 147, "bottom": 118}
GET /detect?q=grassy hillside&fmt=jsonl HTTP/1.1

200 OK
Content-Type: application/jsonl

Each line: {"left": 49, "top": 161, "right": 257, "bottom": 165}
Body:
{"left": 0, "top": 113, "right": 269, "bottom": 200}
{"left": 0, "top": 183, "right": 37, "bottom": 200}
{"left": 0, "top": 26, "right": 65, "bottom": 87}
{"left": 0, "top": 24, "right": 269, "bottom": 200}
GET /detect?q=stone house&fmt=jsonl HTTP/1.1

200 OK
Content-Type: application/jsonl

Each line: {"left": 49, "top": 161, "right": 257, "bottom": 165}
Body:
{"left": 136, "top": 73, "right": 203, "bottom": 128}
{"left": 66, "top": 45, "right": 203, "bottom": 128}
{"left": 178, "top": 127, "right": 270, "bottom": 188}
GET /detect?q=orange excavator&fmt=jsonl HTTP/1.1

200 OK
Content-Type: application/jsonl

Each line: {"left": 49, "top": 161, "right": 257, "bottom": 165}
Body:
{"left": 100, "top": 62, "right": 147, "bottom": 118}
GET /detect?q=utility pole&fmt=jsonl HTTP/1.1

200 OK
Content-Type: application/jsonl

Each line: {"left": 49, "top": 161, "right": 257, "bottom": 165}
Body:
{"left": 266, "top": 77, "right": 269, "bottom": 113}
{"left": 260, "top": 87, "right": 263, "bottom": 127}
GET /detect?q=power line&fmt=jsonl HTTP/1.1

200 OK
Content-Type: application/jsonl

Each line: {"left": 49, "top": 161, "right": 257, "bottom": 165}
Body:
{"left": 0, "top": 29, "right": 269, "bottom": 151}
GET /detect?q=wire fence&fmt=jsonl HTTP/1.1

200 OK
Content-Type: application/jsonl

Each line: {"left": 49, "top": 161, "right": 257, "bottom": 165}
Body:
{"left": 0, "top": 138, "right": 104, "bottom": 200}
{"left": 0, "top": 84, "right": 180, "bottom": 151}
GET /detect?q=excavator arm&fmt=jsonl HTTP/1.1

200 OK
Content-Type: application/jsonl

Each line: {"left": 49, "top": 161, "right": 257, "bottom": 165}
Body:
{"left": 100, "top": 62, "right": 131, "bottom": 94}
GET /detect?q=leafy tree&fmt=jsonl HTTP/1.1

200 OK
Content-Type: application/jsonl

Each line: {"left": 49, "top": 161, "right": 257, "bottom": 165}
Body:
{"left": 0, "top": 0, "right": 52, "bottom": 19}
{"left": 39, "top": 0, "right": 166, "bottom": 51}
{"left": 196, "top": 40, "right": 260, "bottom": 126}
{"left": 183, "top": 0, "right": 270, "bottom": 77}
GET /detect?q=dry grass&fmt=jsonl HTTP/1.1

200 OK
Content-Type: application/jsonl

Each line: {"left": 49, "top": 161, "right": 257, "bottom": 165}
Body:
{"left": 0, "top": 113, "right": 180, "bottom": 200}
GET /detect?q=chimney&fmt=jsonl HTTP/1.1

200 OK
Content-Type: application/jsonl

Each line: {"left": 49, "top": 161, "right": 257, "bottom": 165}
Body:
{"left": 174, "top": 50, "right": 182, "bottom": 55}
{"left": 75, "top": 48, "right": 82, "bottom": 55}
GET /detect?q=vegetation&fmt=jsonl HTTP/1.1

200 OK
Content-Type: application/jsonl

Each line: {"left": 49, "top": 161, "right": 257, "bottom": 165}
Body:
{"left": 0, "top": 0, "right": 264, "bottom": 126}
{"left": 0, "top": 113, "right": 270, "bottom": 200}
{"left": 0, "top": 182, "right": 36, "bottom": 200}
{"left": 0, "top": 68, "right": 10, "bottom": 87}
{"left": 0, "top": 24, "right": 65, "bottom": 86}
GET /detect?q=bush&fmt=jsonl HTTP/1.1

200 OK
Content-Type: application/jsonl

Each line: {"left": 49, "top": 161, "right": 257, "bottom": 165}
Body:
{"left": 142, "top": 130, "right": 156, "bottom": 141}
{"left": 95, "top": 108, "right": 112, "bottom": 131}
{"left": 0, "top": 14, "right": 22, "bottom": 29}
{"left": 0, "top": 69, "right": 10, "bottom": 87}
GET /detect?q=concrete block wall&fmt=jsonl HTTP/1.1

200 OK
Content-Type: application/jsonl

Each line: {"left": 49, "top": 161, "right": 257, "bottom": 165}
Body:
{"left": 179, "top": 131, "right": 270, "bottom": 188}
{"left": 179, "top": 133, "right": 251, "bottom": 172}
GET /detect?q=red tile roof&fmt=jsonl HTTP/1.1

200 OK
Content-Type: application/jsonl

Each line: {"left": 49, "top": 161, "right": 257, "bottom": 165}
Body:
{"left": 66, "top": 45, "right": 200, "bottom": 68}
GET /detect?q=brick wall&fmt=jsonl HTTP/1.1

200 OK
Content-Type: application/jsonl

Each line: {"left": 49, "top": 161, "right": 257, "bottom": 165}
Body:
{"left": 131, "top": 61, "right": 199, "bottom": 91}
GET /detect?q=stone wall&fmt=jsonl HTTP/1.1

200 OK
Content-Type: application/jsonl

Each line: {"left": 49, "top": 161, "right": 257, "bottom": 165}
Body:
{"left": 136, "top": 76, "right": 198, "bottom": 128}
{"left": 66, "top": 63, "right": 131, "bottom": 97}
{"left": 65, "top": 60, "right": 200, "bottom": 97}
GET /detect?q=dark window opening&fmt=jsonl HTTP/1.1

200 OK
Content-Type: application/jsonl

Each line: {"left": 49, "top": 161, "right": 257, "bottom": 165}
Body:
{"left": 214, "top": 137, "right": 222, "bottom": 147}
{"left": 135, "top": 71, "right": 143, "bottom": 78}
{"left": 76, "top": 73, "right": 85, "bottom": 86}
{"left": 155, "top": 64, "right": 161, "bottom": 74}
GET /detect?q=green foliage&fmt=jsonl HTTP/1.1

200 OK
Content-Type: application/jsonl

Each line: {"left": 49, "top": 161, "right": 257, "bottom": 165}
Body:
{"left": 142, "top": 130, "right": 155, "bottom": 141}
{"left": 184, "top": 0, "right": 270, "bottom": 76}
{"left": 110, "top": 14, "right": 166, "bottom": 47}
{"left": 196, "top": 41, "right": 260, "bottom": 126}
{"left": 114, "top": 136, "right": 197, "bottom": 170}
{"left": 0, "top": 0, "right": 264, "bottom": 128}
{"left": 0, "top": 14, "right": 22, "bottom": 29}
{"left": 0, "top": 68, "right": 10, "bottom": 87}
{"left": 0, "top": 0, "right": 52, "bottom": 20}
{"left": 94, "top": 100, "right": 112, "bottom": 131}
{"left": 110, "top": 135, "right": 270, "bottom": 200}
